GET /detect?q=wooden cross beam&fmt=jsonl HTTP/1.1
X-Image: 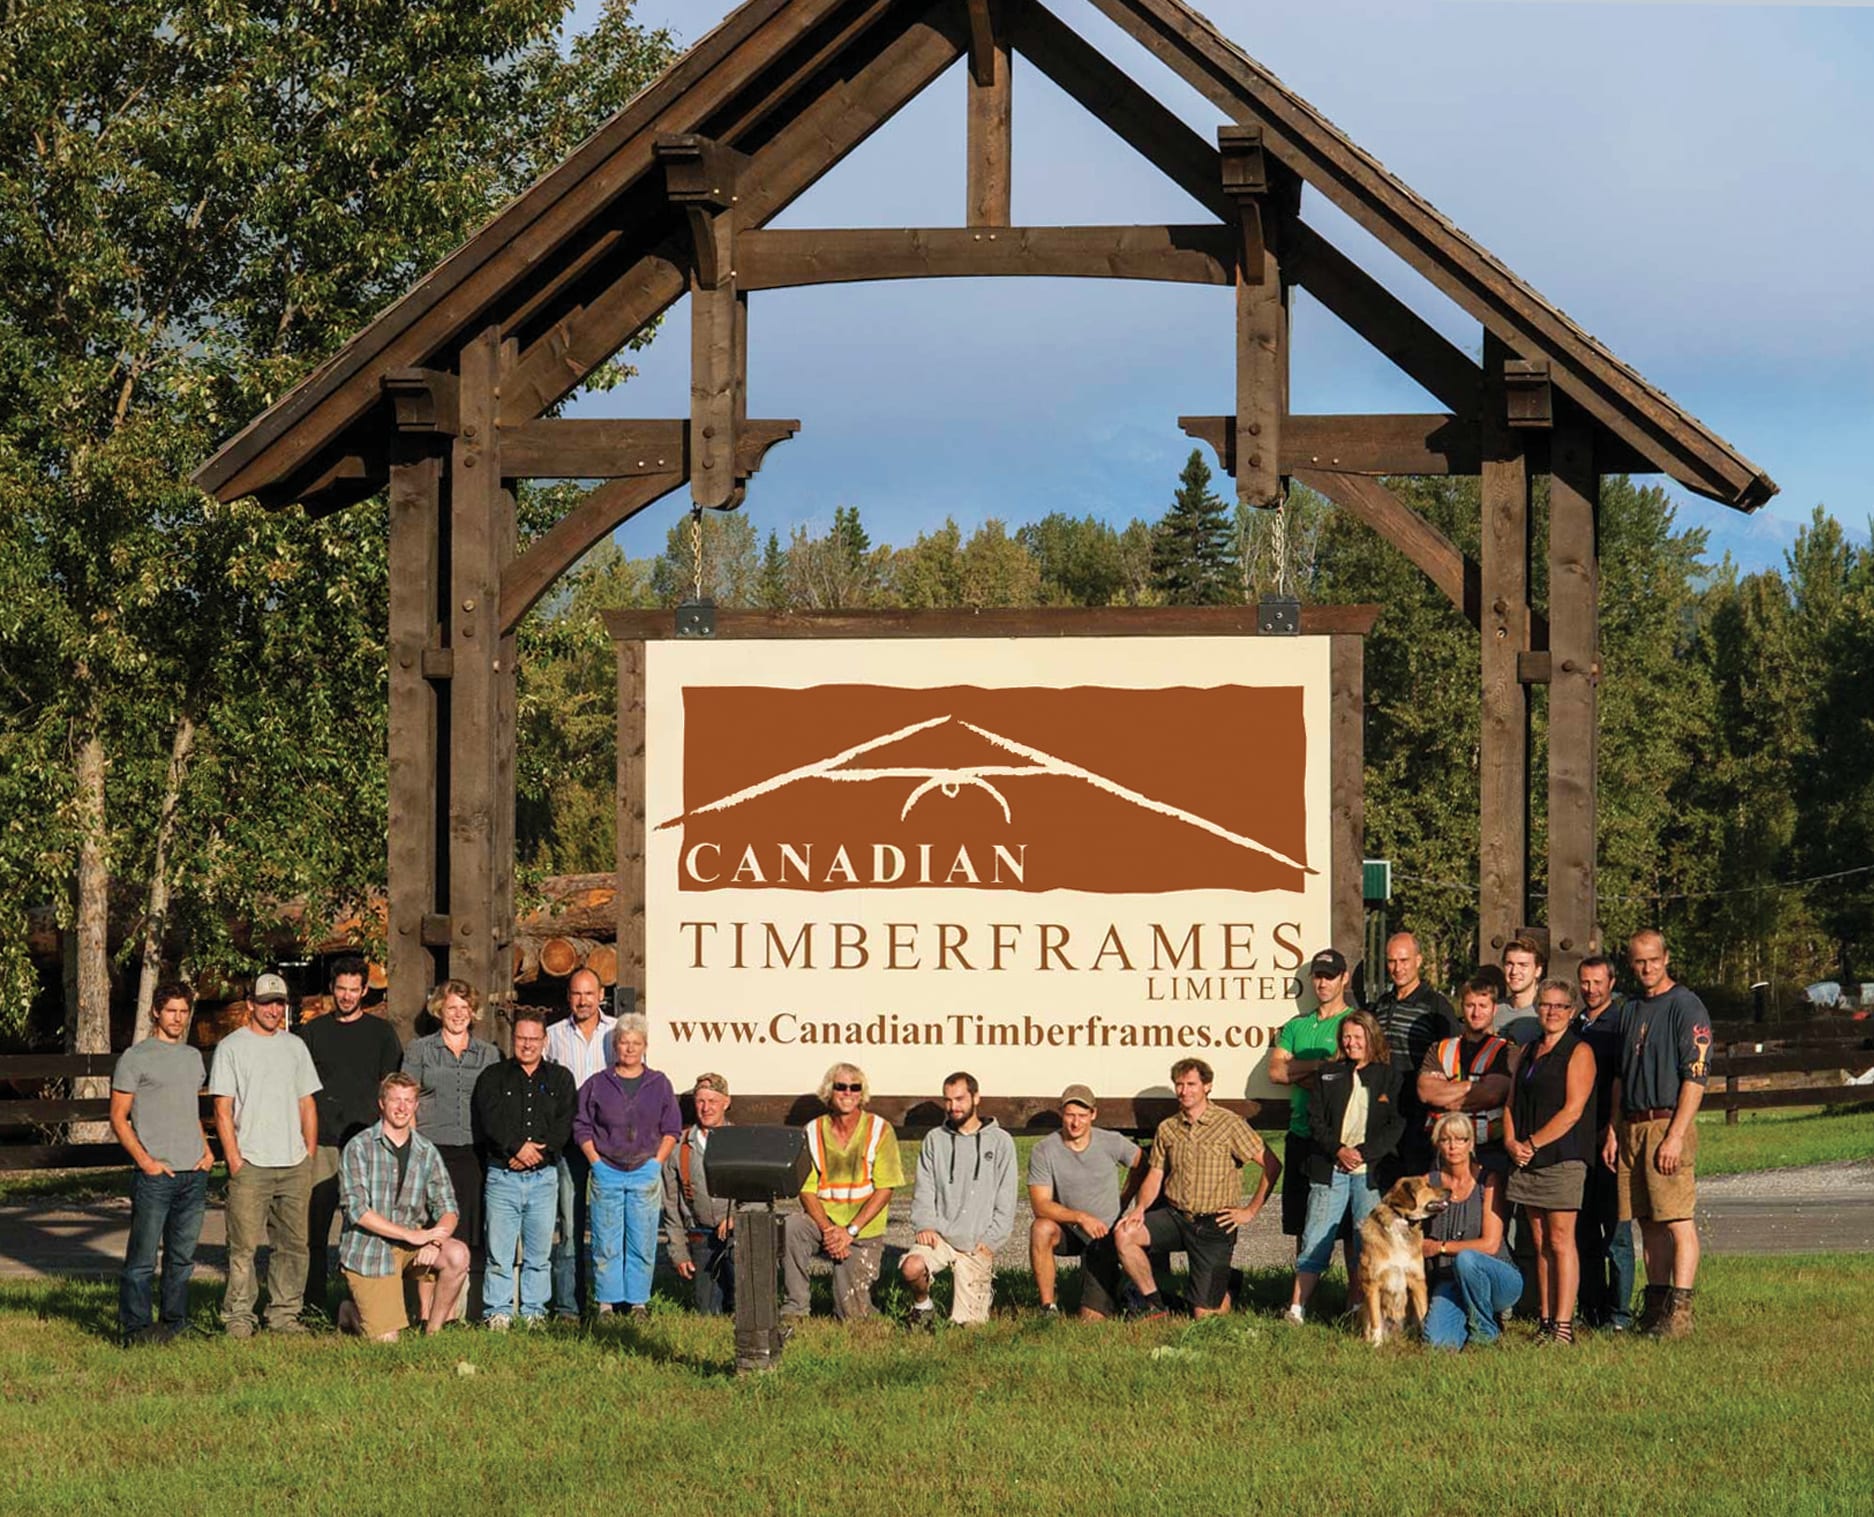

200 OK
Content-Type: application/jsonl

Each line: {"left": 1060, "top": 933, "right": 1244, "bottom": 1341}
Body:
{"left": 737, "top": 224, "right": 1235, "bottom": 288}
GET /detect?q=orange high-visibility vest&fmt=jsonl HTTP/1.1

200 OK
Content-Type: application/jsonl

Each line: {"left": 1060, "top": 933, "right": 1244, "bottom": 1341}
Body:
{"left": 805, "top": 1112, "right": 889, "bottom": 1204}
{"left": 1426, "top": 1034, "right": 1509, "bottom": 1145}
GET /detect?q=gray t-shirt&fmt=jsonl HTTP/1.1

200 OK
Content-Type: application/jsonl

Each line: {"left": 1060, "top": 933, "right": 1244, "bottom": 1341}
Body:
{"left": 1026, "top": 1128, "right": 1141, "bottom": 1226}
{"left": 208, "top": 1026, "right": 322, "bottom": 1167}
{"left": 1494, "top": 1002, "right": 1541, "bottom": 1048}
{"left": 111, "top": 1039, "right": 207, "bottom": 1172}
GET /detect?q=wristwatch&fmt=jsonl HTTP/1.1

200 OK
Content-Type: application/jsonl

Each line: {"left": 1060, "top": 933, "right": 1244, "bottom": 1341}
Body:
{"left": 845, "top": 1222, "right": 861, "bottom": 1238}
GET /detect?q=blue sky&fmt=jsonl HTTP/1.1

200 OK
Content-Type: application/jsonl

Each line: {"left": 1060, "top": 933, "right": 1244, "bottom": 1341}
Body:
{"left": 565, "top": 1, "right": 1872, "bottom": 573}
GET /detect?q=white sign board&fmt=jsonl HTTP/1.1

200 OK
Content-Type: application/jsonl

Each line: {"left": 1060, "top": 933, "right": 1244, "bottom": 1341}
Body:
{"left": 643, "top": 637, "right": 1334, "bottom": 1100}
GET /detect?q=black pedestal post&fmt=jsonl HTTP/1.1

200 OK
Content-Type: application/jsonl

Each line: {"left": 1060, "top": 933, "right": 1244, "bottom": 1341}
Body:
{"left": 732, "top": 1201, "right": 785, "bottom": 1373}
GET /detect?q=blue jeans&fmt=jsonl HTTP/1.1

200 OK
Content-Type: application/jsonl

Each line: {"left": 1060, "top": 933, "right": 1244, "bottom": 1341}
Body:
{"left": 589, "top": 1156, "right": 661, "bottom": 1307}
{"left": 1295, "top": 1169, "right": 1381, "bottom": 1276}
{"left": 1424, "top": 1250, "right": 1525, "bottom": 1349}
{"left": 551, "top": 1151, "right": 592, "bottom": 1317}
{"left": 483, "top": 1165, "right": 559, "bottom": 1321}
{"left": 1581, "top": 1159, "right": 1636, "bottom": 1327}
{"left": 120, "top": 1169, "right": 209, "bottom": 1333}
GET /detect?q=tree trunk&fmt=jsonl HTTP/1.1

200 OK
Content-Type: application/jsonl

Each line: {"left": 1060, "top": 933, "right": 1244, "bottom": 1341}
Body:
{"left": 132, "top": 711, "right": 197, "bottom": 1039}
{"left": 70, "top": 726, "right": 112, "bottom": 1141}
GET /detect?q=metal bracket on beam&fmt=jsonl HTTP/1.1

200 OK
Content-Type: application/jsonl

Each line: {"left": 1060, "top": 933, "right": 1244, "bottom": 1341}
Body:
{"left": 1218, "top": 125, "right": 1269, "bottom": 284}
{"left": 1503, "top": 358, "right": 1553, "bottom": 429}
{"left": 384, "top": 369, "right": 461, "bottom": 435}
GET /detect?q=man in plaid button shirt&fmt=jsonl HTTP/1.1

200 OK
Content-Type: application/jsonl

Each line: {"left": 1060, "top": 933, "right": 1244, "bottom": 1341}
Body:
{"left": 1114, "top": 1057, "right": 1280, "bottom": 1319}
{"left": 337, "top": 1072, "right": 468, "bottom": 1341}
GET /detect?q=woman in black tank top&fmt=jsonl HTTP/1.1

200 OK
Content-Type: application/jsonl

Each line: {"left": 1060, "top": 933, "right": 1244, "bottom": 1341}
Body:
{"left": 1503, "top": 979, "right": 1598, "bottom": 1343}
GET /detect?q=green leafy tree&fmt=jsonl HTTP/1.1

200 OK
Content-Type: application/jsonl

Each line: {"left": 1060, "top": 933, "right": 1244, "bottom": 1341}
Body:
{"left": 0, "top": 2, "right": 675, "bottom": 1052}
{"left": 1017, "top": 513, "right": 1125, "bottom": 606}
{"left": 1151, "top": 449, "right": 1233, "bottom": 605}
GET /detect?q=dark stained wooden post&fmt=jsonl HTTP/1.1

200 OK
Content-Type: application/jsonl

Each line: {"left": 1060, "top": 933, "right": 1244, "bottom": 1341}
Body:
{"left": 1547, "top": 408, "right": 1599, "bottom": 980}
{"left": 658, "top": 136, "right": 747, "bottom": 511}
{"left": 966, "top": 0, "right": 1012, "bottom": 226}
{"left": 1331, "top": 634, "right": 1366, "bottom": 959}
{"left": 448, "top": 327, "right": 519, "bottom": 1031}
{"left": 1478, "top": 333, "right": 1531, "bottom": 958}
{"left": 385, "top": 445, "right": 446, "bottom": 1041}
{"left": 616, "top": 639, "right": 648, "bottom": 1010}
{"left": 1220, "top": 126, "right": 1283, "bottom": 508}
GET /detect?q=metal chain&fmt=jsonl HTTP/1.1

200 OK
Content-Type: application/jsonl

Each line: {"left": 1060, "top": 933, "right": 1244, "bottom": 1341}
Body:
{"left": 1268, "top": 494, "right": 1290, "bottom": 598}
{"left": 689, "top": 506, "right": 705, "bottom": 602}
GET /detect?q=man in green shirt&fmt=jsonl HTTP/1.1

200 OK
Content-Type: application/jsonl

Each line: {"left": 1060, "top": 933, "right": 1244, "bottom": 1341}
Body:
{"left": 1268, "top": 948, "right": 1352, "bottom": 1251}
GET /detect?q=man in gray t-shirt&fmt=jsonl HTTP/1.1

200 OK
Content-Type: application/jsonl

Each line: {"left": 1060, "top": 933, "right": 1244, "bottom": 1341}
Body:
{"left": 110, "top": 982, "right": 212, "bottom": 1344}
{"left": 208, "top": 974, "right": 321, "bottom": 1338}
{"left": 1026, "top": 1085, "right": 1144, "bottom": 1320}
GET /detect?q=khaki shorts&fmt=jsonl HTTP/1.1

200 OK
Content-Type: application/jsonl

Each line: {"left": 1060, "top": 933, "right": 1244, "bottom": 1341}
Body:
{"left": 1617, "top": 1117, "right": 1698, "bottom": 1223}
{"left": 344, "top": 1247, "right": 438, "bottom": 1339}
{"left": 906, "top": 1237, "right": 996, "bottom": 1324}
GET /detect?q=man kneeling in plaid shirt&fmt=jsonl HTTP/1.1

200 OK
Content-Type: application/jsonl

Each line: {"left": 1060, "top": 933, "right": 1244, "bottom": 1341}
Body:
{"left": 337, "top": 1072, "right": 469, "bottom": 1341}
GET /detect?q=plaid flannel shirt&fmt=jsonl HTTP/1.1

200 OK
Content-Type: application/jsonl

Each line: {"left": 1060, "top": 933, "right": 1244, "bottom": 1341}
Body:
{"left": 1148, "top": 1104, "right": 1266, "bottom": 1213}
{"left": 338, "top": 1120, "right": 459, "bottom": 1278}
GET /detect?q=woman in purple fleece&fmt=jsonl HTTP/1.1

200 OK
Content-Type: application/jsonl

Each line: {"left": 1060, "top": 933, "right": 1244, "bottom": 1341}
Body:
{"left": 574, "top": 1014, "right": 680, "bottom": 1317}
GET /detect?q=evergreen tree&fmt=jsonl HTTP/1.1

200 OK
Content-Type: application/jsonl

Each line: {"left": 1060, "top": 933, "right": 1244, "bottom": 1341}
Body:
{"left": 1151, "top": 449, "right": 1234, "bottom": 605}
{"left": 757, "top": 529, "right": 789, "bottom": 610}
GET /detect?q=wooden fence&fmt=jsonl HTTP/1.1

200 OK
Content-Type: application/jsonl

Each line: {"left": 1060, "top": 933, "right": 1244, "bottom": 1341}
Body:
{"left": 4, "top": 1019, "right": 1870, "bottom": 1168}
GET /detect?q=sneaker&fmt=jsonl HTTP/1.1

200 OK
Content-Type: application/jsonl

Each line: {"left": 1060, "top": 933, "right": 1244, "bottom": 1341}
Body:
{"left": 593, "top": 1302, "right": 615, "bottom": 1316}
{"left": 225, "top": 1320, "right": 256, "bottom": 1340}
{"left": 1283, "top": 1304, "right": 1306, "bottom": 1325}
{"left": 1040, "top": 1302, "right": 1060, "bottom": 1317}
{"left": 1124, "top": 1294, "right": 1170, "bottom": 1323}
{"left": 485, "top": 1315, "right": 512, "bottom": 1333}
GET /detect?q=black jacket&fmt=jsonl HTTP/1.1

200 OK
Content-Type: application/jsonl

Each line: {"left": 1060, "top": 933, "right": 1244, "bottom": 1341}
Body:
{"left": 1304, "top": 1059, "right": 1406, "bottom": 1183}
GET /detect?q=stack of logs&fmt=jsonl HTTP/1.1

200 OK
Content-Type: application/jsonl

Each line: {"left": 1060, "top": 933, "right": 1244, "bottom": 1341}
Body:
{"left": 26, "top": 871, "right": 624, "bottom": 1017}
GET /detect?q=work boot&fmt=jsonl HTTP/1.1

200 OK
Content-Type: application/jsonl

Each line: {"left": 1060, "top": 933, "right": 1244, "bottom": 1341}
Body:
{"left": 1635, "top": 1284, "right": 1669, "bottom": 1335}
{"left": 1651, "top": 1286, "right": 1695, "bottom": 1340}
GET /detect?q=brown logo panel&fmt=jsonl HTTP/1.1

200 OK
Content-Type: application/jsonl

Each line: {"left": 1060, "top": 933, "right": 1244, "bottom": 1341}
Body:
{"left": 661, "top": 684, "right": 1310, "bottom": 894}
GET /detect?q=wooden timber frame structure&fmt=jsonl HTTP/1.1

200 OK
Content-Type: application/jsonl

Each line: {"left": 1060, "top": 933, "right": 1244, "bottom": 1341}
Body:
{"left": 196, "top": 0, "right": 1777, "bottom": 1041}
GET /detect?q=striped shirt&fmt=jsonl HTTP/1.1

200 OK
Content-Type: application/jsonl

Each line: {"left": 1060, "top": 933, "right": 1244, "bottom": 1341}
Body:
{"left": 1148, "top": 1104, "right": 1267, "bottom": 1213}
{"left": 544, "top": 1016, "right": 616, "bottom": 1090}
{"left": 338, "top": 1120, "right": 459, "bottom": 1278}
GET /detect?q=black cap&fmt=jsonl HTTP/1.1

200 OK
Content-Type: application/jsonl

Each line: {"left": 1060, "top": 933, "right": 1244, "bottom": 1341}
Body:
{"left": 1309, "top": 948, "right": 1348, "bottom": 979}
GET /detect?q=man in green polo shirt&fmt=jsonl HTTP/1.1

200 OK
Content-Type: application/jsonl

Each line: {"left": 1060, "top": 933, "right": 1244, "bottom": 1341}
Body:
{"left": 1268, "top": 948, "right": 1353, "bottom": 1256}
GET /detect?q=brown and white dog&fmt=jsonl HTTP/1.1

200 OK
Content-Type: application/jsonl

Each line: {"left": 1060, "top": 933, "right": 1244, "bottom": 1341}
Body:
{"left": 1357, "top": 1176, "right": 1451, "bottom": 1345}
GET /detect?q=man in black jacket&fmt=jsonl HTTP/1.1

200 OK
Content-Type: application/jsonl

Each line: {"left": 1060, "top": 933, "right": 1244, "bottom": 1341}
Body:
{"left": 473, "top": 1009, "right": 576, "bottom": 1328}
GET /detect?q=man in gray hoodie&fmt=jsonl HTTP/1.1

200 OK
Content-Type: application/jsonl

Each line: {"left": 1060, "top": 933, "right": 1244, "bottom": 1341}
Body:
{"left": 902, "top": 1071, "right": 1018, "bottom": 1327}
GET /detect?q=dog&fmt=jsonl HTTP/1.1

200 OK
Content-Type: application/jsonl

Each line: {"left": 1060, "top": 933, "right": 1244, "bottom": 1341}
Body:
{"left": 1357, "top": 1176, "right": 1450, "bottom": 1345}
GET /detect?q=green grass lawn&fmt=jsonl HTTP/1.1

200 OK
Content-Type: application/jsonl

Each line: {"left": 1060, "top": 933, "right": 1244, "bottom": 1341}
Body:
{"left": 1694, "top": 1104, "right": 1874, "bottom": 1174}
{"left": 3, "top": 1256, "right": 1871, "bottom": 1516}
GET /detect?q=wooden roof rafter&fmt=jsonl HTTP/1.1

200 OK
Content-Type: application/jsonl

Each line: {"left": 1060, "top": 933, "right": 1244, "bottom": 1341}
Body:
{"left": 195, "top": 0, "right": 1775, "bottom": 517}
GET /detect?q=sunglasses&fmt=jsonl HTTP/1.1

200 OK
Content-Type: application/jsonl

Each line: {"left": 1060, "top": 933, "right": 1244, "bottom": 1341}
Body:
{"left": 830, "top": 1082, "right": 863, "bottom": 1093}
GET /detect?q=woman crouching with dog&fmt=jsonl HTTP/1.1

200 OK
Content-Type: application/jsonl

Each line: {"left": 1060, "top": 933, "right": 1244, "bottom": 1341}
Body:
{"left": 1502, "top": 978, "right": 1598, "bottom": 1344}
{"left": 1287, "top": 1010, "right": 1404, "bottom": 1323}
{"left": 1420, "top": 1112, "right": 1520, "bottom": 1348}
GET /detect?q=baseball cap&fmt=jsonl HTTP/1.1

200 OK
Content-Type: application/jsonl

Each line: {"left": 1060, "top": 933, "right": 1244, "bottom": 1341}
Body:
{"left": 694, "top": 1072, "right": 730, "bottom": 1096}
{"left": 1309, "top": 949, "right": 1348, "bottom": 979}
{"left": 252, "top": 973, "right": 290, "bottom": 1003}
{"left": 1059, "top": 1083, "right": 1096, "bottom": 1111}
